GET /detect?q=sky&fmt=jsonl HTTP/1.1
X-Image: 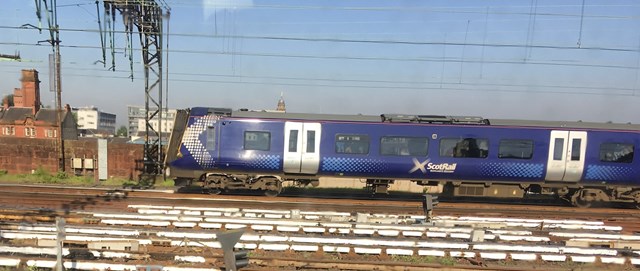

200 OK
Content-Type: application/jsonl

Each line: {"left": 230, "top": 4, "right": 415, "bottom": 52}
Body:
{"left": 1, "top": 0, "right": 640, "bottom": 127}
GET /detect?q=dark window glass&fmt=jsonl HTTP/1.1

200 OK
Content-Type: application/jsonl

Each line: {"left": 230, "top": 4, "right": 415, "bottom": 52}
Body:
{"left": 206, "top": 126, "right": 215, "bottom": 150}
{"left": 553, "top": 138, "right": 564, "bottom": 161}
{"left": 439, "top": 138, "right": 488, "bottom": 158}
{"left": 600, "top": 143, "right": 634, "bottom": 163}
{"left": 498, "top": 139, "right": 533, "bottom": 159}
{"left": 244, "top": 131, "right": 270, "bottom": 151}
{"left": 335, "top": 134, "right": 369, "bottom": 154}
{"left": 571, "top": 139, "right": 581, "bottom": 161}
{"left": 288, "top": 130, "right": 298, "bottom": 152}
{"left": 306, "top": 131, "right": 316, "bottom": 153}
{"left": 380, "top": 136, "right": 429, "bottom": 156}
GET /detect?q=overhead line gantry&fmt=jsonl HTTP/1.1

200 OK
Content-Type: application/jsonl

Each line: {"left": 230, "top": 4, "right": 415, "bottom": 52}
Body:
{"left": 97, "top": 0, "right": 170, "bottom": 182}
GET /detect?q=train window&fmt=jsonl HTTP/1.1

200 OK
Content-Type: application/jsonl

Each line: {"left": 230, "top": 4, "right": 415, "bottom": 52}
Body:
{"left": 244, "top": 131, "right": 270, "bottom": 151}
{"left": 571, "top": 139, "right": 581, "bottom": 161}
{"left": 335, "top": 134, "right": 369, "bottom": 154}
{"left": 206, "top": 126, "right": 215, "bottom": 150}
{"left": 380, "top": 136, "right": 428, "bottom": 156}
{"left": 288, "top": 130, "right": 298, "bottom": 152}
{"left": 498, "top": 139, "right": 533, "bottom": 159}
{"left": 439, "top": 138, "right": 488, "bottom": 158}
{"left": 600, "top": 143, "right": 634, "bottom": 163}
{"left": 307, "top": 131, "right": 316, "bottom": 153}
{"left": 553, "top": 138, "right": 564, "bottom": 161}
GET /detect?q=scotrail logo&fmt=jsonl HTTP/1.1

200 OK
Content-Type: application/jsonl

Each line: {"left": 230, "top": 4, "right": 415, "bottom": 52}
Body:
{"left": 409, "top": 158, "right": 457, "bottom": 174}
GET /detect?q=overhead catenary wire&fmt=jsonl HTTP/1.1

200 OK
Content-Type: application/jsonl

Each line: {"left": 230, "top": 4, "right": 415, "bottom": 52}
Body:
{"left": 1, "top": 25, "right": 639, "bottom": 52}
{"left": 0, "top": 63, "right": 635, "bottom": 96}
{"left": 0, "top": 41, "right": 636, "bottom": 71}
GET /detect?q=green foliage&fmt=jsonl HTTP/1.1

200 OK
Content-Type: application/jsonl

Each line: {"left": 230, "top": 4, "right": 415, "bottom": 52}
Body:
{"left": 391, "top": 255, "right": 456, "bottom": 266}
{"left": 3, "top": 94, "right": 14, "bottom": 106}
{"left": 0, "top": 169, "right": 7, "bottom": 176}
{"left": 116, "top": 125, "right": 128, "bottom": 137}
{"left": 439, "top": 256, "right": 456, "bottom": 266}
{"left": 56, "top": 171, "right": 68, "bottom": 179}
{"left": 0, "top": 168, "right": 176, "bottom": 189}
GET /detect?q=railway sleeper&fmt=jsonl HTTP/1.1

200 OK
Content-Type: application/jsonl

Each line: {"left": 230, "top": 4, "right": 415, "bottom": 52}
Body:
{"left": 202, "top": 173, "right": 283, "bottom": 196}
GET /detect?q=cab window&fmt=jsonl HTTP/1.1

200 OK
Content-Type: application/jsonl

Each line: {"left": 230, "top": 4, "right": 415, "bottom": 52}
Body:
{"left": 244, "top": 131, "right": 270, "bottom": 151}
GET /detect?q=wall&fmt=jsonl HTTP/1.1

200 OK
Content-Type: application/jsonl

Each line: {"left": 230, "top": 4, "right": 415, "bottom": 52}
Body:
{"left": 0, "top": 137, "right": 143, "bottom": 179}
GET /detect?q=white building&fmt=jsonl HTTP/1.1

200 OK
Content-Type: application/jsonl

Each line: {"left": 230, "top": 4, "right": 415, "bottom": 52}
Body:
{"left": 127, "top": 105, "right": 176, "bottom": 139}
{"left": 73, "top": 106, "right": 116, "bottom": 135}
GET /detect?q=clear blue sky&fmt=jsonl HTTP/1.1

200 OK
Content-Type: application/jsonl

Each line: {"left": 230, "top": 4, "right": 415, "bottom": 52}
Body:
{"left": 1, "top": 0, "right": 639, "bottom": 127}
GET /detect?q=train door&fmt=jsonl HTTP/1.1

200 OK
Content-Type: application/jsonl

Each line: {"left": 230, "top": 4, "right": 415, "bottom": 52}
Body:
{"left": 283, "top": 122, "right": 321, "bottom": 174}
{"left": 545, "top": 130, "right": 587, "bottom": 181}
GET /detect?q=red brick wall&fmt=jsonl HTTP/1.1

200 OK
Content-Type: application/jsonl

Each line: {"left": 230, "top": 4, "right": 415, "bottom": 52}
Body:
{"left": 0, "top": 137, "right": 144, "bottom": 179}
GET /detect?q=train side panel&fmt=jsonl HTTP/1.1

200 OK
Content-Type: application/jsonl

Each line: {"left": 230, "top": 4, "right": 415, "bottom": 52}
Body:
{"left": 215, "top": 118, "right": 285, "bottom": 174}
{"left": 317, "top": 122, "right": 552, "bottom": 183}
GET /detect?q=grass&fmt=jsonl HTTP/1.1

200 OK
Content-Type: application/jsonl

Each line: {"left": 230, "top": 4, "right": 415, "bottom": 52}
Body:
{"left": 0, "top": 167, "right": 174, "bottom": 188}
{"left": 391, "top": 255, "right": 456, "bottom": 266}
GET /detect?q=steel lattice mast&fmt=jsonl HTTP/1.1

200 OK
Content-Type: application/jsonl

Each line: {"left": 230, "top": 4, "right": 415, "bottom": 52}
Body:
{"left": 101, "top": 0, "right": 169, "bottom": 181}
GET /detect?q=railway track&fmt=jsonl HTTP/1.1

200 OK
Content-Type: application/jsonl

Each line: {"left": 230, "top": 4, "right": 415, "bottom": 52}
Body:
{"left": 0, "top": 183, "right": 639, "bottom": 270}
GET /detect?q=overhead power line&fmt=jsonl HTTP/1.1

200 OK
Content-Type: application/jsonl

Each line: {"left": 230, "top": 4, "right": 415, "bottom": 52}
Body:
{"left": 0, "top": 63, "right": 635, "bottom": 97}
{"left": 1, "top": 25, "right": 639, "bottom": 53}
{"left": 0, "top": 41, "right": 636, "bottom": 71}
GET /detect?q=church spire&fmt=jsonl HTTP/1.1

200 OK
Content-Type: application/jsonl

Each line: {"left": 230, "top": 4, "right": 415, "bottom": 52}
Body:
{"left": 276, "top": 92, "right": 286, "bottom": 112}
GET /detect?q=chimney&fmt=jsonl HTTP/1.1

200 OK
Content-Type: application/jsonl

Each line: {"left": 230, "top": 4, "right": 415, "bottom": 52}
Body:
{"left": 2, "top": 96, "right": 8, "bottom": 110}
{"left": 19, "top": 69, "right": 41, "bottom": 114}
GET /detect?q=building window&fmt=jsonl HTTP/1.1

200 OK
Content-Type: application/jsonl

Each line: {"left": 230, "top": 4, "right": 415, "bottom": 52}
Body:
{"left": 244, "top": 131, "right": 270, "bottom": 151}
{"left": 25, "top": 127, "right": 36, "bottom": 137}
{"left": 498, "top": 139, "right": 533, "bottom": 159}
{"left": 2, "top": 126, "right": 15, "bottom": 136}
{"left": 45, "top": 129, "right": 57, "bottom": 138}
{"left": 380, "top": 136, "right": 429, "bottom": 156}
{"left": 600, "top": 143, "right": 634, "bottom": 163}
{"left": 335, "top": 134, "right": 369, "bottom": 154}
{"left": 440, "top": 138, "right": 488, "bottom": 158}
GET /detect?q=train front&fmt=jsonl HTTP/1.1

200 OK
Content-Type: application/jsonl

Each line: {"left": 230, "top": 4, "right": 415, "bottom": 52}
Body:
{"left": 165, "top": 107, "right": 228, "bottom": 186}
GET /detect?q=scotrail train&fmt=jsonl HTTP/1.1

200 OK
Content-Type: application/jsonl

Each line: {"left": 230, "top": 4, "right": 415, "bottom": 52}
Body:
{"left": 164, "top": 107, "right": 640, "bottom": 208}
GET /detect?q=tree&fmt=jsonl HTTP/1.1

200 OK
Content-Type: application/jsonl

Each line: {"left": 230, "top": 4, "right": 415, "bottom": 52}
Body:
{"left": 3, "top": 94, "right": 13, "bottom": 106}
{"left": 116, "top": 126, "right": 128, "bottom": 137}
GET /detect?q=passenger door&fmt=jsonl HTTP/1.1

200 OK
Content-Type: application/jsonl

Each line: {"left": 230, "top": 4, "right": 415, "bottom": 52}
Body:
{"left": 545, "top": 130, "right": 587, "bottom": 181}
{"left": 283, "top": 122, "right": 321, "bottom": 174}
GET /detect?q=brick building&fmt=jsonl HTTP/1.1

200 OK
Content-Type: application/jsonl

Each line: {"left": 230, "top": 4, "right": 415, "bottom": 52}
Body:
{"left": 0, "top": 69, "right": 77, "bottom": 140}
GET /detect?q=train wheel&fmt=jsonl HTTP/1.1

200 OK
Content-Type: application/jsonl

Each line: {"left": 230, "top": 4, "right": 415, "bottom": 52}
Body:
{"left": 264, "top": 189, "right": 280, "bottom": 197}
{"left": 571, "top": 190, "right": 592, "bottom": 208}
{"left": 631, "top": 191, "right": 640, "bottom": 209}
{"left": 264, "top": 180, "right": 283, "bottom": 197}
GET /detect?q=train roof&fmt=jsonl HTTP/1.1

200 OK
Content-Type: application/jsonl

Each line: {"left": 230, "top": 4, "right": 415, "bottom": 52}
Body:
{"left": 192, "top": 107, "right": 640, "bottom": 131}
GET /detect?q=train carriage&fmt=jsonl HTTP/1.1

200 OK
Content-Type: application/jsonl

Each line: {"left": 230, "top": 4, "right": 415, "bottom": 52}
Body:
{"left": 165, "top": 107, "right": 640, "bottom": 208}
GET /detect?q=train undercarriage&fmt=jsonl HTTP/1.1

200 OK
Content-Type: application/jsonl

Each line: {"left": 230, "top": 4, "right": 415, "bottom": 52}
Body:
{"left": 199, "top": 173, "right": 283, "bottom": 197}
{"left": 443, "top": 181, "right": 640, "bottom": 209}
{"left": 183, "top": 173, "right": 640, "bottom": 208}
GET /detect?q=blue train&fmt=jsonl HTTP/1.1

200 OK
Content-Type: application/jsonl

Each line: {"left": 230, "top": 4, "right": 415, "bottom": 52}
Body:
{"left": 165, "top": 107, "right": 640, "bottom": 208}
